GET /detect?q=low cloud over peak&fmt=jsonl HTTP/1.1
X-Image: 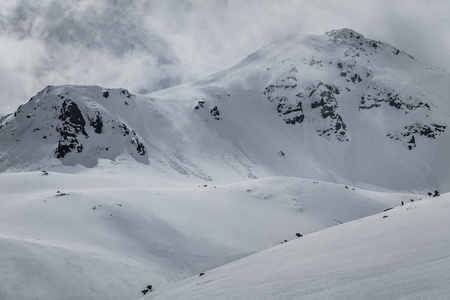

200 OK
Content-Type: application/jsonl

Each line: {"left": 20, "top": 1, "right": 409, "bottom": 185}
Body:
{"left": 1, "top": 0, "right": 449, "bottom": 116}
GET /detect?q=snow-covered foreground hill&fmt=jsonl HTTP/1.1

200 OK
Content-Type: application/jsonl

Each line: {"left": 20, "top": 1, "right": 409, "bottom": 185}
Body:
{"left": 0, "top": 166, "right": 418, "bottom": 300}
{"left": 149, "top": 193, "right": 450, "bottom": 300}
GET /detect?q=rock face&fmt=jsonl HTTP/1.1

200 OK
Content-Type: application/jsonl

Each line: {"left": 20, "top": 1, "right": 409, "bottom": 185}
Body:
{"left": 56, "top": 99, "right": 88, "bottom": 158}
{"left": 256, "top": 28, "right": 446, "bottom": 149}
{"left": 264, "top": 73, "right": 305, "bottom": 125}
{"left": 387, "top": 123, "right": 447, "bottom": 150}
{"left": 264, "top": 77, "right": 348, "bottom": 141}
{"left": 88, "top": 110, "right": 103, "bottom": 134}
{"left": 359, "top": 88, "right": 431, "bottom": 111}
{"left": 0, "top": 85, "right": 148, "bottom": 169}
{"left": 307, "top": 82, "right": 348, "bottom": 141}
{"left": 1, "top": 28, "right": 449, "bottom": 191}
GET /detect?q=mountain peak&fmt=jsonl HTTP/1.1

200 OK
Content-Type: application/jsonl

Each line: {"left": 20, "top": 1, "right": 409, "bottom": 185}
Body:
{"left": 1, "top": 29, "right": 450, "bottom": 191}
{"left": 325, "top": 28, "right": 364, "bottom": 40}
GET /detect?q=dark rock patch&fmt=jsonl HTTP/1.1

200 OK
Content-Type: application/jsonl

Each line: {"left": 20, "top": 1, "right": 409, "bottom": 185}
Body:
{"left": 89, "top": 111, "right": 103, "bottom": 134}
{"left": 210, "top": 106, "right": 222, "bottom": 120}
{"left": 387, "top": 123, "right": 446, "bottom": 149}
{"left": 359, "top": 87, "right": 430, "bottom": 111}
{"left": 131, "top": 137, "right": 146, "bottom": 156}
{"left": 55, "top": 99, "right": 88, "bottom": 158}
{"left": 120, "top": 89, "right": 134, "bottom": 99}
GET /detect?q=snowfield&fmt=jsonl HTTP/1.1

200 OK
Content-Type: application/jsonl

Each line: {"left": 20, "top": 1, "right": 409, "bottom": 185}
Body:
{"left": 0, "top": 166, "right": 420, "bottom": 299}
{"left": 149, "top": 193, "right": 450, "bottom": 300}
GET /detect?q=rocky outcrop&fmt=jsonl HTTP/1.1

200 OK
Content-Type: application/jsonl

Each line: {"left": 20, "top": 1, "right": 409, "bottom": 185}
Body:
{"left": 388, "top": 123, "right": 447, "bottom": 150}
{"left": 307, "top": 82, "right": 348, "bottom": 141}
{"left": 264, "top": 77, "right": 348, "bottom": 142}
{"left": 55, "top": 99, "right": 88, "bottom": 158}
{"left": 359, "top": 87, "right": 431, "bottom": 111}
{"left": 88, "top": 110, "right": 103, "bottom": 134}
{"left": 264, "top": 74, "right": 305, "bottom": 126}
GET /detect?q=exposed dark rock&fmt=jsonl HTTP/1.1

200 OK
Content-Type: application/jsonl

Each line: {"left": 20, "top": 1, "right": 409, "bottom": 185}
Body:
{"left": 359, "top": 87, "right": 431, "bottom": 111}
{"left": 56, "top": 135, "right": 81, "bottom": 158}
{"left": 387, "top": 123, "right": 446, "bottom": 149}
{"left": 407, "top": 136, "right": 416, "bottom": 150}
{"left": 265, "top": 75, "right": 305, "bottom": 125}
{"left": 120, "top": 89, "right": 134, "bottom": 98}
{"left": 307, "top": 82, "right": 348, "bottom": 141}
{"left": 285, "top": 114, "right": 305, "bottom": 125}
{"left": 55, "top": 99, "right": 88, "bottom": 158}
{"left": 119, "top": 123, "right": 130, "bottom": 136}
{"left": 89, "top": 111, "right": 103, "bottom": 134}
{"left": 58, "top": 99, "right": 88, "bottom": 136}
{"left": 350, "top": 73, "right": 362, "bottom": 83}
{"left": 210, "top": 106, "right": 222, "bottom": 120}
{"left": 194, "top": 100, "right": 205, "bottom": 110}
{"left": 131, "top": 137, "right": 146, "bottom": 155}
{"left": 265, "top": 74, "right": 348, "bottom": 141}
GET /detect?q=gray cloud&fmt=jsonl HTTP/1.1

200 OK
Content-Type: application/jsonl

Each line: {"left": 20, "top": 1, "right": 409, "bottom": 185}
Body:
{"left": 1, "top": 0, "right": 449, "bottom": 116}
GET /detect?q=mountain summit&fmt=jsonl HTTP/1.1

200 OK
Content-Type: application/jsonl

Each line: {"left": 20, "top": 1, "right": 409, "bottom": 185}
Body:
{"left": 1, "top": 29, "right": 449, "bottom": 191}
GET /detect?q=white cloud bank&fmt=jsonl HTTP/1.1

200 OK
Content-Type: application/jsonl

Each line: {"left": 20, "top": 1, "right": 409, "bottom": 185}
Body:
{"left": 1, "top": 0, "right": 449, "bottom": 115}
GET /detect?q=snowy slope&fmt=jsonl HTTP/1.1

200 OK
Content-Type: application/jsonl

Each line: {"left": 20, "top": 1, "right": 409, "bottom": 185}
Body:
{"left": 0, "top": 28, "right": 449, "bottom": 299}
{"left": 0, "top": 169, "right": 419, "bottom": 300}
{"left": 1, "top": 29, "right": 449, "bottom": 191}
{"left": 149, "top": 194, "right": 450, "bottom": 300}
{"left": 150, "top": 28, "right": 450, "bottom": 191}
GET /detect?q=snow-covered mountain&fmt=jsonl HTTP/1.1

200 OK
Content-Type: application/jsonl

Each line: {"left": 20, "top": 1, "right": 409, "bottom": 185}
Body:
{"left": 1, "top": 28, "right": 449, "bottom": 191}
{"left": 1, "top": 29, "right": 449, "bottom": 300}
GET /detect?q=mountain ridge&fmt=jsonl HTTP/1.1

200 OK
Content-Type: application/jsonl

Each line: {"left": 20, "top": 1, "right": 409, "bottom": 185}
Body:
{"left": 1, "top": 28, "right": 449, "bottom": 300}
{"left": 1, "top": 28, "right": 449, "bottom": 191}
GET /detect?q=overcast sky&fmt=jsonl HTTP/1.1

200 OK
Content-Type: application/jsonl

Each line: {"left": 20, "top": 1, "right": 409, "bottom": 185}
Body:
{"left": 0, "top": 0, "right": 449, "bottom": 116}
